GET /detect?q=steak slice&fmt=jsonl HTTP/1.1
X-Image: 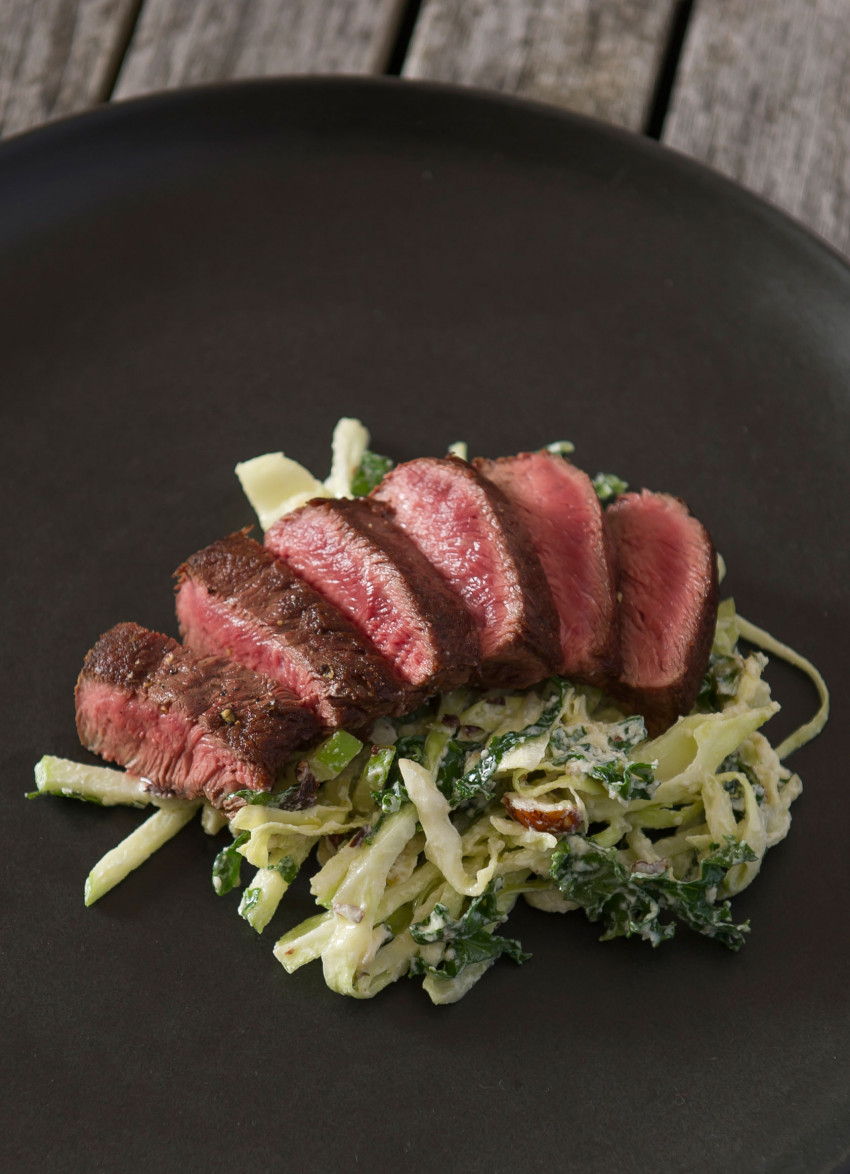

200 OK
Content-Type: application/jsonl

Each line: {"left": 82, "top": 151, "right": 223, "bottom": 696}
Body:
{"left": 176, "top": 530, "right": 405, "bottom": 731}
{"left": 265, "top": 497, "right": 477, "bottom": 693}
{"left": 605, "top": 490, "right": 719, "bottom": 734}
{"left": 75, "top": 622, "right": 320, "bottom": 809}
{"left": 475, "top": 451, "right": 619, "bottom": 686}
{"left": 372, "top": 456, "right": 561, "bottom": 689}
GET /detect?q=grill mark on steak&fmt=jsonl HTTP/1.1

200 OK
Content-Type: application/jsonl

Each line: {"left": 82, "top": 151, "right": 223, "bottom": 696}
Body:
{"left": 475, "top": 451, "right": 620, "bottom": 686}
{"left": 175, "top": 530, "right": 406, "bottom": 731}
{"left": 264, "top": 497, "right": 478, "bottom": 693}
{"left": 372, "top": 455, "right": 561, "bottom": 690}
{"left": 605, "top": 490, "right": 719, "bottom": 734}
{"left": 75, "top": 622, "right": 321, "bottom": 809}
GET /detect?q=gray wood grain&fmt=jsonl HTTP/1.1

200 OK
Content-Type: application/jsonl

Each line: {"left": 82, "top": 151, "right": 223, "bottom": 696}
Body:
{"left": 402, "top": 0, "right": 678, "bottom": 132}
{"left": 112, "top": 0, "right": 406, "bottom": 99}
{"left": 664, "top": 0, "right": 850, "bottom": 255}
{"left": 0, "top": 0, "right": 140, "bottom": 137}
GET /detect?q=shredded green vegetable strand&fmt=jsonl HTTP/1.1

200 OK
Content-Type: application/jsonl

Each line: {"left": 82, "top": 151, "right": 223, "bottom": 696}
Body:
{"left": 84, "top": 803, "right": 200, "bottom": 905}
{"left": 735, "top": 614, "right": 829, "bottom": 759}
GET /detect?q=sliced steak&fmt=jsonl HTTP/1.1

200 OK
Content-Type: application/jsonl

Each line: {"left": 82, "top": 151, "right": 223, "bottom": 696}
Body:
{"left": 475, "top": 451, "right": 619, "bottom": 686}
{"left": 605, "top": 490, "right": 719, "bottom": 734}
{"left": 75, "top": 622, "right": 320, "bottom": 809}
{"left": 264, "top": 497, "right": 477, "bottom": 693}
{"left": 372, "top": 456, "right": 561, "bottom": 689}
{"left": 176, "top": 530, "right": 405, "bottom": 731}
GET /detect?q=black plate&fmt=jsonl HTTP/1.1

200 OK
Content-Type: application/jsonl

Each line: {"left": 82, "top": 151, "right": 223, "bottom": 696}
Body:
{"left": 2, "top": 78, "right": 848, "bottom": 1174}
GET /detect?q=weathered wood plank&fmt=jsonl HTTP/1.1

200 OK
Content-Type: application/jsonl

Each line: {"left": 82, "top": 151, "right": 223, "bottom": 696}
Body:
{"left": 664, "top": 0, "right": 850, "bottom": 255}
{"left": 402, "top": 0, "right": 678, "bottom": 132}
{"left": 112, "top": 0, "right": 406, "bottom": 99}
{"left": 0, "top": 0, "right": 139, "bottom": 137}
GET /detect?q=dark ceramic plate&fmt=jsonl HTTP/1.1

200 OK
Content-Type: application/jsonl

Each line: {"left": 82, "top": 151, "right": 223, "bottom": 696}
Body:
{"left": 2, "top": 79, "right": 848, "bottom": 1174}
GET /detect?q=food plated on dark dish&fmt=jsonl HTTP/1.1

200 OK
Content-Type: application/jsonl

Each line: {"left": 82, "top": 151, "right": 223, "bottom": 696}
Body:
{"left": 5, "top": 76, "right": 849, "bottom": 1174}
{"left": 34, "top": 420, "right": 827, "bottom": 1004}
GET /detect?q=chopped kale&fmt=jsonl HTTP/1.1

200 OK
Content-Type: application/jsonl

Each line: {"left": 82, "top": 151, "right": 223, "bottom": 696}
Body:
{"left": 370, "top": 736, "right": 426, "bottom": 813}
{"left": 394, "top": 735, "right": 428, "bottom": 765}
{"left": 550, "top": 835, "right": 757, "bottom": 949}
{"left": 228, "top": 786, "right": 306, "bottom": 810}
{"left": 446, "top": 680, "right": 568, "bottom": 807}
{"left": 435, "top": 738, "right": 471, "bottom": 801}
{"left": 394, "top": 699, "right": 439, "bottom": 730}
{"left": 229, "top": 761, "right": 318, "bottom": 811}
{"left": 409, "top": 883, "right": 530, "bottom": 980}
{"left": 548, "top": 724, "right": 588, "bottom": 760}
{"left": 587, "top": 759, "right": 656, "bottom": 802}
{"left": 212, "top": 831, "right": 250, "bottom": 895}
{"left": 238, "top": 886, "right": 262, "bottom": 916}
{"left": 698, "top": 654, "right": 743, "bottom": 710}
{"left": 351, "top": 450, "right": 394, "bottom": 496}
{"left": 606, "top": 715, "right": 648, "bottom": 753}
{"left": 271, "top": 854, "right": 300, "bottom": 884}
{"left": 237, "top": 853, "right": 300, "bottom": 918}
{"left": 549, "top": 715, "right": 656, "bottom": 802}
{"left": 720, "top": 753, "right": 766, "bottom": 808}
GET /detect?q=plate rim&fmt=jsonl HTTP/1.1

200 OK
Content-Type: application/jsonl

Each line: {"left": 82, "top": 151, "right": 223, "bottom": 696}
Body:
{"left": 2, "top": 73, "right": 849, "bottom": 276}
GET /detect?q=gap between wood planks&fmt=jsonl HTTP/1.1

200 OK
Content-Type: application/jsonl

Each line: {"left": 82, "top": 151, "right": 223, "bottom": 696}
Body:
{"left": 98, "top": 0, "right": 696, "bottom": 141}
{"left": 385, "top": 0, "right": 425, "bottom": 76}
{"left": 383, "top": 0, "right": 697, "bottom": 139}
{"left": 98, "top": 0, "right": 146, "bottom": 103}
{"left": 644, "top": 0, "right": 696, "bottom": 139}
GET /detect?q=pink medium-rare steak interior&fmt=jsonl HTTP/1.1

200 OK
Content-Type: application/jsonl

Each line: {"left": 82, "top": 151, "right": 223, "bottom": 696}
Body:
{"left": 75, "top": 621, "right": 321, "bottom": 808}
{"left": 475, "top": 451, "right": 620, "bottom": 686}
{"left": 265, "top": 497, "right": 478, "bottom": 692}
{"left": 605, "top": 490, "right": 719, "bottom": 733}
{"left": 372, "top": 455, "right": 561, "bottom": 689}
{"left": 176, "top": 531, "right": 405, "bottom": 730}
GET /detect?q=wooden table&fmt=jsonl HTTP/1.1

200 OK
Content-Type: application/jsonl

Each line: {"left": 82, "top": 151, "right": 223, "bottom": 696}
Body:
{"left": 1, "top": 0, "right": 848, "bottom": 256}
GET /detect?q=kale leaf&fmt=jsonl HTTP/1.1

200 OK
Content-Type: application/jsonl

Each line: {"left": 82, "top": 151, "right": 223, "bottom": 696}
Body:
{"left": 445, "top": 680, "right": 568, "bottom": 808}
{"left": 238, "top": 853, "right": 300, "bottom": 916}
{"left": 435, "top": 737, "right": 472, "bottom": 801}
{"left": 229, "top": 763, "right": 318, "bottom": 811}
{"left": 720, "top": 753, "right": 766, "bottom": 808}
{"left": 586, "top": 759, "right": 656, "bottom": 802}
{"left": 271, "top": 854, "right": 299, "bottom": 884}
{"left": 409, "top": 884, "right": 530, "bottom": 980}
{"left": 697, "top": 654, "right": 742, "bottom": 710}
{"left": 370, "top": 736, "right": 426, "bottom": 813}
{"left": 212, "top": 831, "right": 250, "bottom": 895}
{"left": 550, "top": 835, "right": 757, "bottom": 949}
{"left": 351, "top": 451, "right": 394, "bottom": 496}
{"left": 549, "top": 715, "right": 656, "bottom": 802}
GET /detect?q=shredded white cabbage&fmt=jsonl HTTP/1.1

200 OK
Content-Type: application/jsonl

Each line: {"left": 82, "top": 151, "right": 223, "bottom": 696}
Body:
{"left": 400, "top": 759, "right": 501, "bottom": 897}
{"left": 735, "top": 613, "right": 829, "bottom": 758}
{"left": 235, "top": 417, "right": 372, "bottom": 531}
{"left": 324, "top": 417, "right": 370, "bottom": 498}
{"left": 235, "top": 451, "right": 330, "bottom": 531}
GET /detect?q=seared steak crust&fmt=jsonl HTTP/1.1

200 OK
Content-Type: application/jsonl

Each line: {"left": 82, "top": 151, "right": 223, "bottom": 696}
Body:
{"left": 176, "top": 530, "right": 405, "bottom": 730}
{"left": 75, "top": 621, "right": 320, "bottom": 808}
{"left": 475, "top": 451, "right": 620, "bottom": 686}
{"left": 605, "top": 491, "right": 719, "bottom": 734}
{"left": 373, "top": 456, "right": 561, "bottom": 689}
{"left": 265, "top": 497, "right": 478, "bottom": 693}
